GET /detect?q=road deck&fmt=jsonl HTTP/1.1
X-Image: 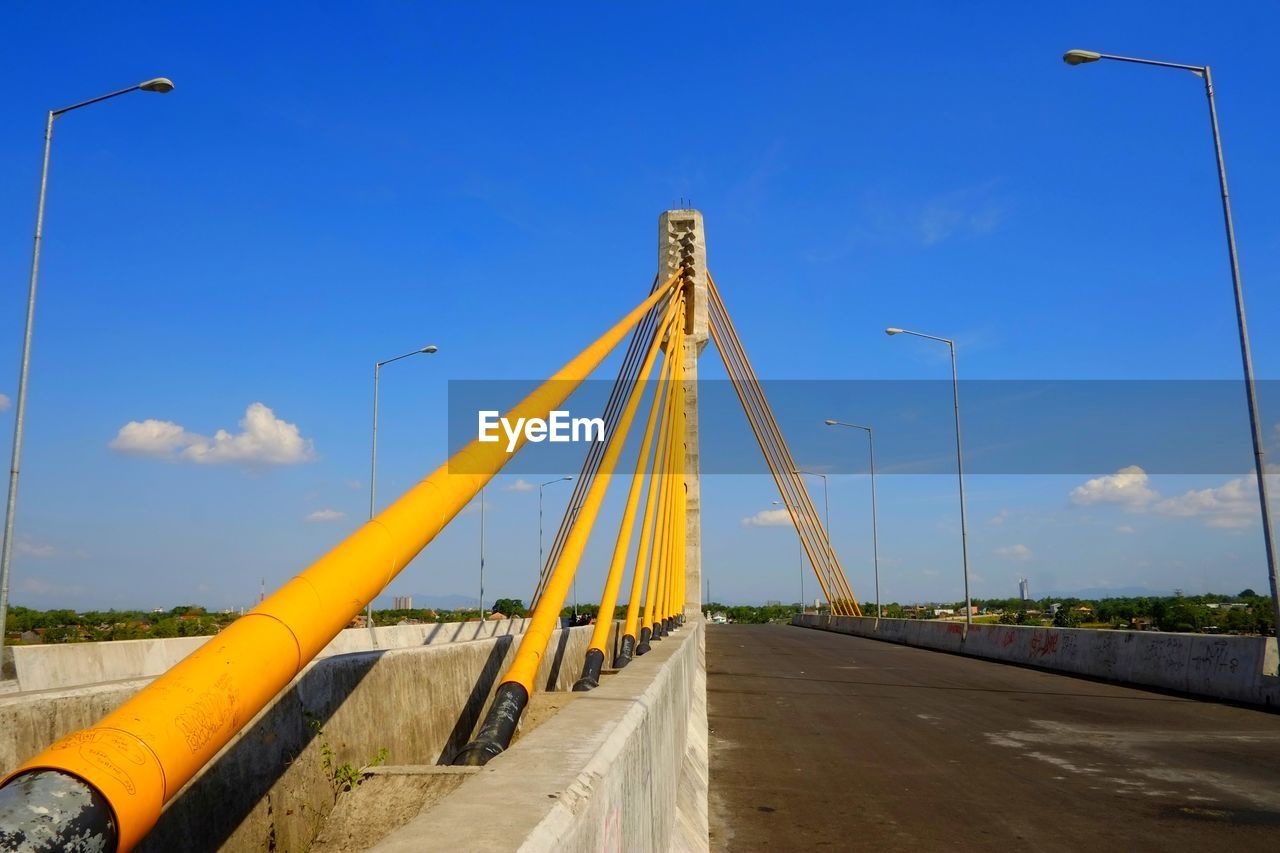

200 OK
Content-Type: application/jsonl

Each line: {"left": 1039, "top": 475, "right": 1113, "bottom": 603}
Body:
{"left": 707, "top": 623, "right": 1280, "bottom": 851}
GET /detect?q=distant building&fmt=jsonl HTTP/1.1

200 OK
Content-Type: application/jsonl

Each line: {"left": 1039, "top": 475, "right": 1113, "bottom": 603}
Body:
{"left": 1018, "top": 578, "right": 1030, "bottom": 601}
{"left": 393, "top": 595, "right": 413, "bottom": 610}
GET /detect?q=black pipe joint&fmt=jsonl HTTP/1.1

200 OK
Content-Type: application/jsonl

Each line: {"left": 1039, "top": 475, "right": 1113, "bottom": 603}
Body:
{"left": 572, "top": 648, "right": 606, "bottom": 691}
{"left": 615, "top": 634, "right": 636, "bottom": 668}
{"left": 636, "top": 626, "right": 652, "bottom": 655}
{"left": 452, "top": 682, "right": 529, "bottom": 766}
{"left": 0, "top": 769, "right": 118, "bottom": 853}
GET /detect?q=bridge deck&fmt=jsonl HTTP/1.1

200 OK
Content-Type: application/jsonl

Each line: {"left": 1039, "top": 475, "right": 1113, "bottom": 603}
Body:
{"left": 708, "top": 623, "right": 1280, "bottom": 851}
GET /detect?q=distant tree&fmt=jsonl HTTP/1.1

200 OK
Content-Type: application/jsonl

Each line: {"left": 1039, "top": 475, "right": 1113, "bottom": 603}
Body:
{"left": 1052, "top": 607, "right": 1078, "bottom": 628}
{"left": 152, "top": 618, "right": 180, "bottom": 638}
{"left": 491, "top": 598, "right": 527, "bottom": 617}
{"left": 1239, "top": 588, "right": 1258, "bottom": 599}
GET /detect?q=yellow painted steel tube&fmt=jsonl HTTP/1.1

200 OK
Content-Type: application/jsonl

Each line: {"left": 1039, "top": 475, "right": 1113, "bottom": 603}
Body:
{"left": 3, "top": 274, "right": 680, "bottom": 852}
{"left": 619, "top": 363, "right": 673, "bottom": 645}
{"left": 640, "top": 386, "right": 677, "bottom": 635}
{"left": 584, "top": 326, "right": 677, "bottom": 657}
{"left": 501, "top": 293, "right": 679, "bottom": 693}
{"left": 660, "top": 345, "right": 686, "bottom": 626}
{"left": 665, "top": 335, "right": 688, "bottom": 625}
{"left": 672, "top": 358, "right": 688, "bottom": 621}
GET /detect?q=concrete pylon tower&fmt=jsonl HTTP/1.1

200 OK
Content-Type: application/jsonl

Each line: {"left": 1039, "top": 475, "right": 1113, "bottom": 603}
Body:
{"left": 658, "top": 209, "right": 708, "bottom": 616}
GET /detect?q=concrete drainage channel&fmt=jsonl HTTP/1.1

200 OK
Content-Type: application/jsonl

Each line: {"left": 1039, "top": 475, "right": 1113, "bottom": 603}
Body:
{"left": 358, "top": 618, "right": 707, "bottom": 852}
{"left": 0, "top": 618, "right": 708, "bottom": 851}
{"left": 311, "top": 690, "right": 580, "bottom": 851}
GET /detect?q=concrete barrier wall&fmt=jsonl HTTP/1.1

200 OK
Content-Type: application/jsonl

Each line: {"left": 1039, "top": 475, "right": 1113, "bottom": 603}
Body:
{"left": 374, "top": 618, "right": 709, "bottom": 852}
{"left": 1, "top": 623, "right": 604, "bottom": 852}
{"left": 7, "top": 617, "right": 532, "bottom": 693}
{"left": 794, "top": 614, "right": 1280, "bottom": 709}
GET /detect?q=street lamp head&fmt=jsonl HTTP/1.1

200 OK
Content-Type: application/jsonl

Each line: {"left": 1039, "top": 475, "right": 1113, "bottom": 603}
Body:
{"left": 138, "top": 77, "right": 175, "bottom": 93}
{"left": 1063, "top": 50, "right": 1102, "bottom": 66}
{"left": 884, "top": 327, "right": 903, "bottom": 336}
{"left": 562, "top": 476, "right": 573, "bottom": 481}
{"left": 421, "top": 345, "right": 439, "bottom": 354}
{"left": 824, "top": 419, "right": 838, "bottom": 426}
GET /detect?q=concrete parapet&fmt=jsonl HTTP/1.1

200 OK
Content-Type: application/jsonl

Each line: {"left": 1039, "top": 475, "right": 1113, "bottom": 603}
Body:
{"left": 7, "top": 617, "right": 532, "bottom": 693}
{"left": 794, "top": 614, "right": 1280, "bottom": 709}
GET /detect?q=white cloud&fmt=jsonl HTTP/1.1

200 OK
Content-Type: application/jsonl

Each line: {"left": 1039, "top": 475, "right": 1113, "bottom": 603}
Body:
{"left": 505, "top": 479, "right": 536, "bottom": 493}
{"left": 741, "top": 508, "right": 792, "bottom": 528}
{"left": 0, "top": 393, "right": 10, "bottom": 412}
{"left": 1070, "top": 465, "right": 1157, "bottom": 509}
{"left": 1070, "top": 465, "right": 1268, "bottom": 530}
{"left": 995, "top": 544, "right": 1032, "bottom": 561}
{"left": 1153, "top": 476, "right": 1257, "bottom": 530}
{"left": 1115, "top": 525, "right": 1136, "bottom": 535}
{"left": 988, "top": 509, "right": 1010, "bottom": 526}
{"left": 15, "top": 540, "right": 56, "bottom": 558}
{"left": 306, "top": 509, "right": 346, "bottom": 523}
{"left": 110, "top": 403, "right": 314, "bottom": 466}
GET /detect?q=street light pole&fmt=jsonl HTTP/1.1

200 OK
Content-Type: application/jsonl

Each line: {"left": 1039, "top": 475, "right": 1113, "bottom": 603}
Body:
{"left": 886, "top": 328, "right": 971, "bottom": 628}
{"left": 773, "top": 499, "right": 805, "bottom": 611}
{"left": 368, "top": 345, "right": 438, "bottom": 631}
{"left": 1064, "top": 49, "right": 1280, "bottom": 654}
{"left": 538, "top": 476, "right": 572, "bottom": 612}
{"left": 0, "top": 78, "right": 175, "bottom": 663}
{"left": 826, "top": 420, "right": 881, "bottom": 619}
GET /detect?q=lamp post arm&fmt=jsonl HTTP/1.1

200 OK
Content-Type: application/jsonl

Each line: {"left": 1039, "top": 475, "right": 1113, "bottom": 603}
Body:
{"left": 52, "top": 85, "right": 144, "bottom": 117}
{"left": 1098, "top": 53, "right": 1204, "bottom": 73}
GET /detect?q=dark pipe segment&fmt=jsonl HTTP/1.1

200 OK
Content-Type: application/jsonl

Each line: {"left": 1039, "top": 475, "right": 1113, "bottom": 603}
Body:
{"left": 615, "top": 633, "right": 636, "bottom": 667}
{"left": 0, "top": 769, "right": 118, "bottom": 852}
{"left": 452, "top": 682, "right": 529, "bottom": 766}
{"left": 636, "top": 626, "right": 652, "bottom": 655}
{"left": 572, "top": 648, "right": 606, "bottom": 691}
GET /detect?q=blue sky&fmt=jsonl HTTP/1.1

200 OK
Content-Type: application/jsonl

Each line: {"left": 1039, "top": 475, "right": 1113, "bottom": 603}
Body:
{"left": 2, "top": 2, "right": 1279, "bottom": 610}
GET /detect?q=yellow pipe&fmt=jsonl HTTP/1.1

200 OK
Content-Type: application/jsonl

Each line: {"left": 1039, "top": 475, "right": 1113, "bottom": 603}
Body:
{"left": 618, "top": 359, "right": 674, "bottom": 650}
{"left": 583, "top": 323, "right": 677, "bottom": 659}
{"left": 638, "top": 318, "right": 684, "bottom": 639}
{"left": 673, "top": 357, "right": 688, "bottom": 621}
{"left": 501, "top": 293, "right": 679, "bottom": 693}
{"left": 640, "top": 398, "right": 675, "bottom": 635}
{"left": 4, "top": 274, "right": 680, "bottom": 851}
{"left": 660, "top": 344, "right": 686, "bottom": 626}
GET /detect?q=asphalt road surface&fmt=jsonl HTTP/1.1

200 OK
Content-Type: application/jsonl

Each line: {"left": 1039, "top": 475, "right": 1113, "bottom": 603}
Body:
{"left": 707, "top": 623, "right": 1280, "bottom": 851}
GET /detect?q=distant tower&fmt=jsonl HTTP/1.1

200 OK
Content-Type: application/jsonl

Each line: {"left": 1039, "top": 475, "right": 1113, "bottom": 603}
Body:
{"left": 1019, "top": 578, "right": 1030, "bottom": 601}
